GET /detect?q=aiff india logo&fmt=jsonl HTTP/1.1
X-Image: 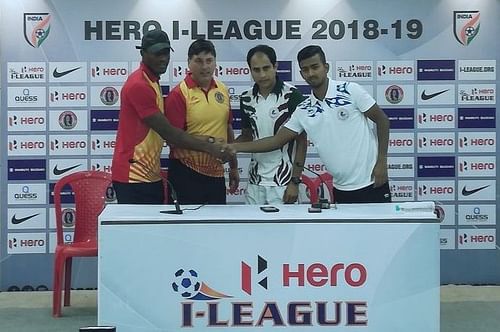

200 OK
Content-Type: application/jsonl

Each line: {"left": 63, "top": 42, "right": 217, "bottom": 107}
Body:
{"left": 24, "top": 13, "right": 51, "bottom": 48}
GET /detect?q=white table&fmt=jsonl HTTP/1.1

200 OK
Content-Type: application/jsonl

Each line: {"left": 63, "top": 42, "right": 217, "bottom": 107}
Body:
{"left": 98, "top": 203, "right": 439, "bottom": 332}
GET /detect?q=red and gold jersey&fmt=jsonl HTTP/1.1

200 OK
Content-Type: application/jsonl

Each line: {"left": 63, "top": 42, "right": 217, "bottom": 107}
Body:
{"left": 111, "top": 63, "right": 165, "bottom": 183}
{"left": 165, "top": 73, "right": 231, "bottom": 177}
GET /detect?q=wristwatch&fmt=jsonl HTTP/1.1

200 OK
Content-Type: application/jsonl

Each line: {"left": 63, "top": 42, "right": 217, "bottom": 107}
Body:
{"left": 290, "top": 176, "right": 302, "bottom": 185}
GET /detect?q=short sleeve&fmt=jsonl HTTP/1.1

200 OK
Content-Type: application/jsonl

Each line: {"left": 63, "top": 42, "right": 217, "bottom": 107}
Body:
{"left": 348, "top": 82, "right": 376, "bottom": 113}
{"left": 164, "top": 86, "right": 187, "bottom": 129}
{"left": 128, "top": 82, "right": 161, "bottom": 119}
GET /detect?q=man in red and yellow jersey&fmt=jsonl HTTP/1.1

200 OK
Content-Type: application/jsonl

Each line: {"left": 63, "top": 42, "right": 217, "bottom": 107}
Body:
{"left": 165, "top": 39, "right": 239, "bottom": 204}
{"left": 112, "top": 30, "right": 233, "bottom": 204}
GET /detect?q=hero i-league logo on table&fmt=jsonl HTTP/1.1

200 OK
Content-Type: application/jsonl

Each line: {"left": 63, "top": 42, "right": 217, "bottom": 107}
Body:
{"left": 171, "top": 256, "right": 368, "bottom": 328}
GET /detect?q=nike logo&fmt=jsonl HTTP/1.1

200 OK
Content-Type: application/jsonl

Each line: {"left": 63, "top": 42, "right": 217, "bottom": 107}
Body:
{"left": 12, "top": 213, "right": 40, "bottom": 225}
{"left": 462, "top": 185, "right": 490, "bottom": 196}
{"left": 53, "top": 66, "right": 81, "bottom": 78}
{"left": 421, "top": 89, "right": 449, "bottom": 100}
{"left": 53, "top": 164, "right": 81, "bottom": 176}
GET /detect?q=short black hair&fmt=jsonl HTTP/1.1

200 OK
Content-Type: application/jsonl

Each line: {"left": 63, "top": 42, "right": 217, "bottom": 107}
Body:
{"left": 188, "top": 39, "right": 216, "bottom": 59}
{"left": 246, "top": 45, "right": 277, "bottom": 66}
{"left": 297, "top": 45, "right": 326, "bottom": 65}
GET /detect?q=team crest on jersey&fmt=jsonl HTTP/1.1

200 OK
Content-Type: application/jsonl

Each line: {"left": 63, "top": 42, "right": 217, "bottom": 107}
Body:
{"left": 337, "top": 108, "right": 349, "bottom": 120}
{"left": 453, "top": 11, "right": 480, "bottom": 46}
{"left": 24, "top": 13, "right": 51, "bottom": 48}
{"left": 214, "top": 91, "right": 225, "bottom": 103}
{"left": 269, "top": 107, "right": 280, "bottom": 118}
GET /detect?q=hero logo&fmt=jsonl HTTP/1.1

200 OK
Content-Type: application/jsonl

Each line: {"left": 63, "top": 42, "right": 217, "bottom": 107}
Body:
{"left": 173, "top": 65, "right": 189, "bottom": 78}
{"left": 418, "top": 112, "right": 454, "bottom": 124}
{"left": 459, "top": 233, "right": 495, "bottom": 244}
{"left": 389, "top": 138, "right": 413, "bottom": 147}
{"left": 459, "top": 136, "right": 495, "bottom": 147}
{"left": 92, "top": 139, "right": 116, "bottom": 150}
{"left": 50, "top": 90, "right": 86, "bottom": 101}
{"left": 459, "top": 161, "right": 495, "bottom": 172}
{"left": 377, "top": 65, "right": 413, "bottom": 76}
{"left": 8, "top": 237, "right": 45, "bottom": 249}
{"left": 50, "top": 139, "right": 87, "bottom": 150}
{"left": 8, "top": 139, "right": 45, "bottom": 151}
{"left": 91, "top": 66, "right": 127, "bottom": 77}
{"left": 9, "top": 115, "right": 45, "bottom": 126}
{"left": 418, "top": 137, "right": 454, "bottom": 147}
{"left": 91, "top": 162, "right": 111, "bottom": 173}
{"left": 419, "top": 185, "right": 454, "bottom": 195}
{"left": 216, "top": 65, "right": 250, "bottom": 77}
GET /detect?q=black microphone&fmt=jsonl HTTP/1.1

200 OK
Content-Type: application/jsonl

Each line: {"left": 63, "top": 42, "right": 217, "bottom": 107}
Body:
{"left": 304, "top": 166, "right": 335, "bottom": 209}
{"left": 128, "top": 159, "right": 183, "bottom": 214}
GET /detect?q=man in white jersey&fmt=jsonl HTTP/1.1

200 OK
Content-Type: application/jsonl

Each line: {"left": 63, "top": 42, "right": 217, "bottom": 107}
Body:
{"left": 236, "top": 45, "right": 307, "bottom": 204}
{"left": 228, "top": 45, "right": 390, "bottom": 203}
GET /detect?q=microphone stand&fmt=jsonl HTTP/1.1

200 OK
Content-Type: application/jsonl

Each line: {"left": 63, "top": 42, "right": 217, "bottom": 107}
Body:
{"left": 304, "top": 167, "right": 336, "bottom": 209}
{"left": 128, "top": 159, "right": 183, "bottom": 214}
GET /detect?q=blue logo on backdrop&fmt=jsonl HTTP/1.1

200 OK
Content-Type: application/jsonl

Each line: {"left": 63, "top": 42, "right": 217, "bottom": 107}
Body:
{"left": 383, "top": 108, "right": 415, "bottom": 129}
{"left": 458, "top": 108, "right": 495, "bottom": 128}
{"left": 90, "top": 110, "right": 120, "bottom": 130}
{"left": 277, "top": 61, "right": 292, "bottom": 82}
{"left": 417, "top": 60, "right": 455, "bottom": 80}
{"left": 161, "top": 85, "right": 170, "bottom": 97}
{"left": 417, "top": 156, "right": 456, "bottom": 177}
{"left": 8, "top": 159, "right": 46, "bottom": 180}
{"left": 295, "top": 85, "right": 311, "bottom": 97}
{"left": 231, "top": 109, "right": 242, "bottom": 130}
{"left": 49, "top": 183, "right": 75, "bottom": 204}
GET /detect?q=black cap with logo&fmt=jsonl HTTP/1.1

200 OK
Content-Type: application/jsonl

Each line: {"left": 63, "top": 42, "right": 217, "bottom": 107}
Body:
{"left": 136, "top": 29, "right": 173, "bottom": 53}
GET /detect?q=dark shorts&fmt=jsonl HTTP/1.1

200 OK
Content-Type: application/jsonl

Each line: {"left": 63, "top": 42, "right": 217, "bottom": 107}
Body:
{"left": 168, "top": 159, "right": 226, "bottom": 205}
{"left": 113, "top": 180, "right": 164, "bottom": 204}
{"left": 333, "top": 182, "right": 392, "bottom": 204}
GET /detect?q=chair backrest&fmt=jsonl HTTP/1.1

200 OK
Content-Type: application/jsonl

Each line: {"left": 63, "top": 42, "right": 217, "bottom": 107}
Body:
{"left": 54, "top": 171, "right": 112, "bottom": 245}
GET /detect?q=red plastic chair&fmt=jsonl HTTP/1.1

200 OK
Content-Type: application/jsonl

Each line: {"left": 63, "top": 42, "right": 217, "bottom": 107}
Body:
{"left": 52, "top": 171, "right": 112, "bottom": 317}
{"left": 301, "top": 173, "right": 334, "bottom": 203}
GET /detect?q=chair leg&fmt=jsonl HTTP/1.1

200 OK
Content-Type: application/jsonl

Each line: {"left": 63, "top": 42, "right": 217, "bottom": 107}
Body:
{"left": 52, "top": 253, "right": 65, "bottom": 317}
{"left": 64, "top": 257, "right": 73, "bottom": 306}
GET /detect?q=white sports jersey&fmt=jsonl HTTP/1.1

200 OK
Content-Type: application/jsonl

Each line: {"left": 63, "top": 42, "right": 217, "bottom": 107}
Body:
{"left": 240, "top": 80, "right": 305, "bottom": 186}
{"left": 285, "top": 79, "right": 378, "bottom": 190}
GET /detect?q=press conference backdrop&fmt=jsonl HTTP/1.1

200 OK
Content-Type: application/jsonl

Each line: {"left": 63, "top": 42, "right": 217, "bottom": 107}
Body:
{"left": 0, "top": 0, "right": 498, "bottom": 290}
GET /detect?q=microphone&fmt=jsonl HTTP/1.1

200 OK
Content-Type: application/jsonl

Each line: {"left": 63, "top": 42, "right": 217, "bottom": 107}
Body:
{"left": 304, "top": 166, "right": 335, "bottom": 209}
{"left": 128, "top": 159, "right": 183, "bottom": 214}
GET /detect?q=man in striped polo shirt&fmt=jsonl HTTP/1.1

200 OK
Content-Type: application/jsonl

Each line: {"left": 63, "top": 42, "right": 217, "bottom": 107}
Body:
{"left": 165, "top": 39, "right": 239, "bottom": 204}
{"left": 237, "top": 45, "right": 307, "bottom": 205}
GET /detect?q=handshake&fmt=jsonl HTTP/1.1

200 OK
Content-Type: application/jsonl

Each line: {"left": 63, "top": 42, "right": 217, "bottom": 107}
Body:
{"left": 204, "top": 136, "right": 237, "bottom": 163}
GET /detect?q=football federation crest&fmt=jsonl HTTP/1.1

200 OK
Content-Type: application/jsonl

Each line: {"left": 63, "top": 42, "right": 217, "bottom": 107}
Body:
{"left": 385, "top": 85, "right": 404, "bottom": 104}
{"left": 453, "top": 11, "right": 480, "bottom": 46}
{"left": 24, "top": 13, "right": 51, "bottom": 48}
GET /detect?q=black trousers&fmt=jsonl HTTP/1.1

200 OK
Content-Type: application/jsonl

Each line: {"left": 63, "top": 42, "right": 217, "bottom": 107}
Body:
{"left": 168, "top": 159, "right": 226, "bottom": 205}
{"left": 333, "top": 182, "right": 392, "bottom": 204}
{"left": 113, "top": 180, "right": 164, "bottom": 204}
